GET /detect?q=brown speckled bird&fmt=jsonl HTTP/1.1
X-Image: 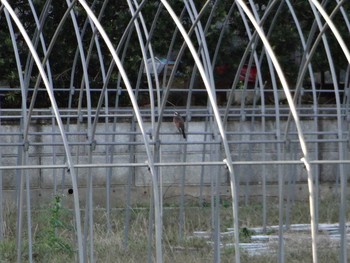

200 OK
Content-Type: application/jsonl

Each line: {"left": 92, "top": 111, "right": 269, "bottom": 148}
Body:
{"left": 173, "top": 111, "right": 186, "bottom": 139}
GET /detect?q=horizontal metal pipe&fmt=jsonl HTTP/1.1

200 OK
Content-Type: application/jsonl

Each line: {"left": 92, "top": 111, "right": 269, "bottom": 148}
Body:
{"left": 0, "top": 137, "right": 347, "bottom": 147}
{"left": 0, "top": 159, "right": 350, "bottom": 171}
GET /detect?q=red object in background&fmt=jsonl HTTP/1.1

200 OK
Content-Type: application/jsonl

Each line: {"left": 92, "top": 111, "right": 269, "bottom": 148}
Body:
{"left": 239, "top": 65, "right": 257, "bottom": 83}
{"left": 215, "top": 64, "right": 229, "bottom": 75}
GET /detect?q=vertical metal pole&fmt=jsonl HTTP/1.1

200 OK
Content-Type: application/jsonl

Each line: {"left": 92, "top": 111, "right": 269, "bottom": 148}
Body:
{"left": 159, "top": 2, "right": 241, "bottom": 261}
{"left": 308, "top": 2, "right": 348, "bottom": 262}
{"left": 76, "top": 3, "right": 164, "bottom": 261}
{"left": 199, "top": 119, "right": 209, "bottom": 207}
{"left": 1, "top": 3, "right": 84, "bottom": 261}
{"left": 213, "top": 140, "right": 221, "bottom": 263}
{"left": 83, "top": 148, "right": 94, "bottom": 262}
{"left": 147, "top": 191, "right": 155, "bottom": 263}
{"left": 51, "top": 114, "right": 58, "bottom": 195}
{"left": 0, "top": 100, "right": 3, "bottom": 241}
{"left": 2, "top": 7, "right": 27, "bottom": 262}
{"left": 178, "top": 157, "right": 185, "bottom": 241}
{"left": 285, "top": 142, "right": 291, "bottom": 229}
{"left": 178, "top": 137, "right": 188, "bottom": 242}
{"left": 157, "top": 142, "right": 163, "bottom": 237}
{"left": 124, "top": 120, "right": 136, "bottom": 248}
{"left": 105, "top": 145, "right": 112, "bottom": 232}
{"left": 16, "top": 166, "right": 24, "bottom": 263}
{"left": 235, "top": 2, "right": 317, "bottom": 263}
{"left": 260, "top": 90, "right": 267, "bottom": 233}
{"left": 25, "top": 152, "right": 33, "bottom": 263}
{"left": 277, "top": 162, "right": 284, "bottom": 263}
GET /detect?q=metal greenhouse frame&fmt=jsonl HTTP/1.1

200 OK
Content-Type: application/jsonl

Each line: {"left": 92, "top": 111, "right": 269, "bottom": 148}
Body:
{"left": 0, "top": 1, "right": 349, "bottom": 262}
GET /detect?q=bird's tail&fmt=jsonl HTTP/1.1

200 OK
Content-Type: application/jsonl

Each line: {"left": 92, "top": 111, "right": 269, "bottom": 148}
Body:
{"left": 182, "top": 129, "right": 186, "bottom": 139}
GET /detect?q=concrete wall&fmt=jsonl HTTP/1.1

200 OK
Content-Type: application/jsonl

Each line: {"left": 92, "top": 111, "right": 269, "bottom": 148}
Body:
{"left": 0, "top": 119, "right": 346, "bottom": 206}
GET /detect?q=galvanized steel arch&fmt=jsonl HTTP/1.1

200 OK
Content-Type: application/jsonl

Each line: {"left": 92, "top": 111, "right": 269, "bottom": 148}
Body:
{"left": 1, "top": 2, "right": 85, "bottom": 263}
{"left": 0, "top": 1, "right": 349, "bottom": 263}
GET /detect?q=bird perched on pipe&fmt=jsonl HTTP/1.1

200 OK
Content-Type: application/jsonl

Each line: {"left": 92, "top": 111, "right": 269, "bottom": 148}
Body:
{"left": 173, "top": 111, "right": 186, "bottom": 139}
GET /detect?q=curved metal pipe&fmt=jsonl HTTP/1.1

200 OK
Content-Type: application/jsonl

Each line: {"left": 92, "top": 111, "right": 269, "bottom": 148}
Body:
{"left": 223, "top": 0, "right": 280, "bottom": 125}
{"left": 22, "top": 0, "right": 52, "bottom": 92}
{"left": 285, "top": 0, "right": 320, "bottom": 228}
{"left": 1, "top": 2, "right": 84, "bottom": 263}
{"left": 309, "top": 0, "right": 350, "bottom": 62}
{"left": 91, "top": 0, "right": 147, "bottom": 137}
{"left": 284, "top": 0, "right": 347, "bottom": 136}
{"left": 76, "top": 1, "right": 164, "bottom": 262}
{"left": 239, "top": 2, "right": 287, "bottom": 262}
{"left": 159, "top": 1, "right": 241, "bottom": 262}
{"left": 3, "top": 8, "right": 28, "bottom": 263}
{"left": 308, "top": 1, "right": 348, "bottom": 262}
{"left": 66, "top": 0, "right": 93, "bottom": 140}
{"left": 127, "top": 0, "right": 157, "bottom": 134}
{"left": 154, "top": 1, "right": 211, "bottom": 141}
{"left": 28, "top": 0, "right": 53, "bottom": 88}
{"left": 79, "top": 0, "right": 109, "bottom": 140}
{"left": 235, "top": 1, "right": 317, "bottom": 263}
{"left": 23, "top": 0, "right": 78, "bottom": 143}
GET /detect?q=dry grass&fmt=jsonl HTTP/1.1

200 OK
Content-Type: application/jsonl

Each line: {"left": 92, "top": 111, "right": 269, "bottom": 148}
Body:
{"left": 0, "top": 194, "right": 348, "bottom": 262}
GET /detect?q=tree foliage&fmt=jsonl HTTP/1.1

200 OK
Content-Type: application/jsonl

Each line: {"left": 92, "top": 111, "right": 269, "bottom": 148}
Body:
{"left": 0, "top": 1, "right": 349, "bottom": 108}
